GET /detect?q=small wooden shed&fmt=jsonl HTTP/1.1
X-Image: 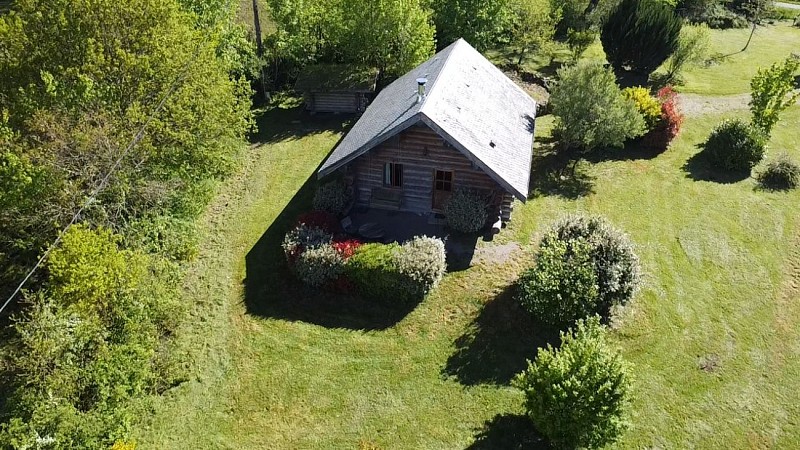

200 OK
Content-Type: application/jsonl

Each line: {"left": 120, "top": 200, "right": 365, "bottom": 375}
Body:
{"left": 295, "top": 64, "right": 379, "bottom": 115}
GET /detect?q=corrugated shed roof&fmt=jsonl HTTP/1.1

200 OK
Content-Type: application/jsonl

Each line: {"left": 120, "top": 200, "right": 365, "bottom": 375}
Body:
{"left": 318, "top": 39, "right": 537, "bottom": 201}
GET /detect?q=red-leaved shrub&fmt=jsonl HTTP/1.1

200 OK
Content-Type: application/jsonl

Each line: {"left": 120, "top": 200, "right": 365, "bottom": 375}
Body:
{"left": 296, "top": 211, "right": 341, "bottom": 233}
{"left": 643, "top": 86, "right": 684, "bottom": 148}
{"left": 332, "top": 239, "right": 362, "bottom": 259}
{"left": 657, "top": 86, "right": 683, "bottom": 141}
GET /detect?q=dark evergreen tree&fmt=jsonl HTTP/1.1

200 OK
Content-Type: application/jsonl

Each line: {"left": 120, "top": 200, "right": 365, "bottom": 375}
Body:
{"left": 600, "top": 0, "right": 682, "bottom": 75}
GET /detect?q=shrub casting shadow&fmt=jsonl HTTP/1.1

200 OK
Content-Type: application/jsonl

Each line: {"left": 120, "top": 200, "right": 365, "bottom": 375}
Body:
{"left": 244, "top": 116, "right": 426, "bottom": 330}
{"left": 443, "top": 284, "right": 560, "bottom": 386}
{"left": 467, "top": 414, "right": 550, "bottom": 450}
{"left": 584, "top": 136, "right": 670, "bottom": 163}
{"left": 682, "top": 144, "right": 751, "bottom": 184}
{"left": 528, "top": 142, "right": 594, "bottom": 200}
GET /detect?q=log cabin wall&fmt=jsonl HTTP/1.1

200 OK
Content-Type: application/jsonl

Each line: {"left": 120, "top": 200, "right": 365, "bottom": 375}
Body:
{"left": 307, "top": 92, "right": 369, "bottom": 114}
{"left": 347, "top": 122, "right": 506, "bottom": 214}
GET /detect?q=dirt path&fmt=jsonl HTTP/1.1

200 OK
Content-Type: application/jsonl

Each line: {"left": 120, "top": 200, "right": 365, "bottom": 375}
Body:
{"left": 775, "top": 1, "right": 800, "bottom": 10}
{"left": 678, "top": 93, "right": 752, "bottom": 116}
{"left": 678, "top": 91, "right": 800, "bottom": 117}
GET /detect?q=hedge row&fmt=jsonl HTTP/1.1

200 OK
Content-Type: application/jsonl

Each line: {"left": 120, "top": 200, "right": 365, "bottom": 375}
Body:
{"left": 282, "top": 216, "right": 446, "bottom": 302}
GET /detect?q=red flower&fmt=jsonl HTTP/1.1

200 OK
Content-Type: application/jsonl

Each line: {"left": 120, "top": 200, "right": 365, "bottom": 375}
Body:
{"left": 332, "top": 238, "right": 362, "bottom": 259}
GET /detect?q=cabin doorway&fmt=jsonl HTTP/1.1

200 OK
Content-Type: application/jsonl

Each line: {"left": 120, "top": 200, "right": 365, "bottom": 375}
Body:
{"left": 432, "top": 170, "right": 453, "bottom": 211}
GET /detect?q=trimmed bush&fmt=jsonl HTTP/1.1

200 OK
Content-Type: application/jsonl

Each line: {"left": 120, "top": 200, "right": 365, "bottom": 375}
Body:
{"left": 294, "top": 243, "right": 345, "bottom": 287}
{"left": 444, "top": 189, "right": 489, "bottom": 233}
{"left": 547, "top": 215, "right": 641, "bottom": 310}
{"left": 622, "top": 87, "right": 662, "bottom": 129}
{"left": 704, "top": 119, "right": 767, "bottom": 172}
{"left": 758, "top": 154, "right": 800, "bottom": 190}
{"left": 514, "top": 316, "right": 632, "bottom": 449}
{"left": 394, "top": 236, "right": 447, "bottom": 298}
{"left": 345, "top": 236, "right": 446, "bottom": 302}
{"left": 517, "top": 236, "right": 601, "bottom": 327}
{"left": 346, "top": 242, "right": 404, "bottom": 300}
{"left": 312, "top": 179, "right": 353, "bottom": 216}
{"left": 282, "top": 224, "right": 332, "bottom": 264}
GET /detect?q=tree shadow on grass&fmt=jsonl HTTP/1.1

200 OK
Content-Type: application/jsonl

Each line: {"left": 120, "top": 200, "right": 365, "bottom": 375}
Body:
{"left": 443, "top": 284, "right": 560, "bottom": 386}
{"left": 528, "top": 144, "right": 595, "bottom": 200}
{"left": 584, "top": 136, "right": 670, "bottom": 163}
{"left": 467, "top": 414, "right": 550, "bottom": 450}
{"left": 249, "top": 103, "right": 352, "bottom": 146}
{"left": 682, "top": 144, "right": 751, "bottom": 184}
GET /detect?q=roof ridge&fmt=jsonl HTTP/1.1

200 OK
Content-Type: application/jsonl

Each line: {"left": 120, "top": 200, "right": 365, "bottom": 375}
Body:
{"left": 418, "top": 39, "right": 464, "bottom": 112}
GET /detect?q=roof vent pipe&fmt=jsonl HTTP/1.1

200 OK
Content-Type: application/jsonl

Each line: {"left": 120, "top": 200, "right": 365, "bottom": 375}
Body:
{"left": 416, "top": 77, "right": 428, "bottom": 103}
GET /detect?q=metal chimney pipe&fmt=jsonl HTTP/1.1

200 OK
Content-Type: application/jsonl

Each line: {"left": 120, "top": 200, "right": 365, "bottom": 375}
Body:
{"left": 416, "top": 77, "right": 428, "bottom": 103}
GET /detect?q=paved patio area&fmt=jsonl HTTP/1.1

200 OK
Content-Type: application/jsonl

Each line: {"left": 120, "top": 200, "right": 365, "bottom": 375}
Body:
{"left": 347, "top": 207, "right": 446, "bottom": 243}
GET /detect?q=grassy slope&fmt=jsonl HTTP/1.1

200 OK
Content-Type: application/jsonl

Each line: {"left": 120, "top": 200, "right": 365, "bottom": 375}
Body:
{"left": 135, "top": 26, "right": 800, "bottom": 449}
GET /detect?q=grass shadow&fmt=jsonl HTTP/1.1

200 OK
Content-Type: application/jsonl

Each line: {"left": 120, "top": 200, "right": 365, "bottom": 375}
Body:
{"left": 528, "top": 143, "right": 595, "bottom": 200}
{"left": 244, "top": 112, "right": 423, "bottom": 330}
{"left": 243, "top": 168, "right": 423, "bottom": 330}
{"left": 682, "top": 144, "right": 751, "bottom": 183}
{"left": 443, "top": 284, "right": 560, "bottom": 386}
{"left": 249, "top": 102, "right": 352, "bottom": 146}
{"left": 584, "top": 136, "right": 670, "bottom": 163}
{"left": 466, "top": 414, "right": 550, "bottom": 450}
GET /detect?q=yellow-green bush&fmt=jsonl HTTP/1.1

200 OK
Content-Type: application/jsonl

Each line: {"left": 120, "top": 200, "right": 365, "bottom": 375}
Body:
{"left": 622, "top": 87, "right": 662, "bottom": 129}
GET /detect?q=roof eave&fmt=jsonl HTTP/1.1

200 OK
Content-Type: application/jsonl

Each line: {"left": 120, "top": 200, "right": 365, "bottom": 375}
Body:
{"left": 317, "top": 114, "right": 423, "bottom": 179}
{"left": 419, "top": 114, "right": 531, "bottom": 202}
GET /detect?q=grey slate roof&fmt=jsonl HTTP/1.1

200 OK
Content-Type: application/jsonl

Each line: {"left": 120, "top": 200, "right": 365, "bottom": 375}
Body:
{"left": 318, "top": 39, "right": 537, "bottom": 201}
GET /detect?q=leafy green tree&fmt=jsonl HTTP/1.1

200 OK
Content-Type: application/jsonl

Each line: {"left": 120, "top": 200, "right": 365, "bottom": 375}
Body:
{"left": 554, "top": 0, "right": 591, "bottom": 35}
{"left": 430, "top": 0, "right": 515, "bottom": 51}
{"left": 0, "top": 225, "right": 182, "bottom": 448}
{"left": 517, "top": 236, "right": 600, "bottom": 328}
{"left": 550, "top": 62, "right": 646, "bottom": 151}
{"left": 749, "top": 56, "right": 800, "bottom": 136}
{"left": 509, "top": 0, "right": 563, "bottom": 66}
{"left": 664, "top": 24, "right": 711, "bottom": 83}
{"left": 338, "top": 0, "right": 435, "bottom": 76}
{"left": 601, "top": 0, "right": 683, "bottom": 76}
{"left": 0, "top": 0, "right": 252, "bottom": 290}
{"left": 514, "top": 316, "right": 632, "bottom": 449}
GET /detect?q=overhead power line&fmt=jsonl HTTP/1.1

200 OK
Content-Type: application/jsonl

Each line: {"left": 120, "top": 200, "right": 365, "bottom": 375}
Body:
{"left": 0, "top": 44, "right": 203, "bottom": 316}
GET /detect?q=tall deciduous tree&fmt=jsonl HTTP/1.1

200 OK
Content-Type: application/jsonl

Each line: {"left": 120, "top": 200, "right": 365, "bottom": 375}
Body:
{"left": 339, "top": 0, "right": 435, "bottom": 76}
{"left": 430, "top": 0, "right": 514, "bottom": 51}
{"left": 749, "top": 56, "right": 800, "bottom": 136}
{"left": 509, "top": 0, "right": 563, "bottom": 66}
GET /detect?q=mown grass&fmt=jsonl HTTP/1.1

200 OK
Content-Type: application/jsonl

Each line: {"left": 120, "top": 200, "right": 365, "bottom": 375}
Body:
{"left": 675, "top": 23, "right": 800, "bottom": 96}
{"left": 134, "top": 100, "right": 800, "bottom": 448}
{"left": 134, "top": 22, "right": 800, "bottom": 448}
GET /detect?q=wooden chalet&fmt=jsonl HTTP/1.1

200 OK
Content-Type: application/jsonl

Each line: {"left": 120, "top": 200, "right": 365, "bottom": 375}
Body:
{"left": 317, "top": 40, "right": 537, "bottom": 223}
{"left": 295, "top": 64, "right": 379, "bottom": 114}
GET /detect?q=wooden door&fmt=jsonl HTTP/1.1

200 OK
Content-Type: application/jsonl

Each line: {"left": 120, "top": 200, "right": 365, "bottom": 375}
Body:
{"left": 432, "top": 170, "right": 453, "bottom": 211}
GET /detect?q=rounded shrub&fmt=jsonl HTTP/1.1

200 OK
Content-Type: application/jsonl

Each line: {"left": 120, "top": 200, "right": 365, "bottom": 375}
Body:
{"left": 346, "top": 242, "right": 403, "bottom": 300}
{"left": 517, "top": 236, "right": 601, "bottom": 328}
{"left": 294, "top": 243, "right": 345, "bottom": 287}
{"left": 546, "top": 215, "right": 642, "bottom": 310}
{"left": 312, "top": 179, "right": 353, "bottom": 216}
{"left": 394, "top": 236, "right": 447, "bottom": 298}
{"left": 704, "top": 118, "right": 766, "bottom": 172}
{"left": 444, "top": 189, "right": 489, "bottom": 233}
{"left": 282, "top": 223, "right": 332, "bottom": 264}
{"left": 758, "top": 153, "right": 800, "bottom": 190}
{"left": 514, "top": 316, "right": 632, "bottom": 449}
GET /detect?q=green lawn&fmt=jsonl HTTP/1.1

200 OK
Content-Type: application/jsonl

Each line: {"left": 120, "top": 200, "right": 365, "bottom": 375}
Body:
{"left": 133, "top": 27, "right": 800, "bottom": 449}
{"left": 675, "top": 23, "right": 800, "bottom": 96}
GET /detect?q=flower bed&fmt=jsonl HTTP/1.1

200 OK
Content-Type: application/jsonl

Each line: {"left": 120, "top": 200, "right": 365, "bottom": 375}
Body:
{"left": 282, "top": 217, "right": 446, "bottom": 301}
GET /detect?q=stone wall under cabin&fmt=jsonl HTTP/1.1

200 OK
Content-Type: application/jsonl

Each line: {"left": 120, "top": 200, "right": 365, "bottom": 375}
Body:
{"left": 347, "top": 122, "right": 508, "bottom": 216}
